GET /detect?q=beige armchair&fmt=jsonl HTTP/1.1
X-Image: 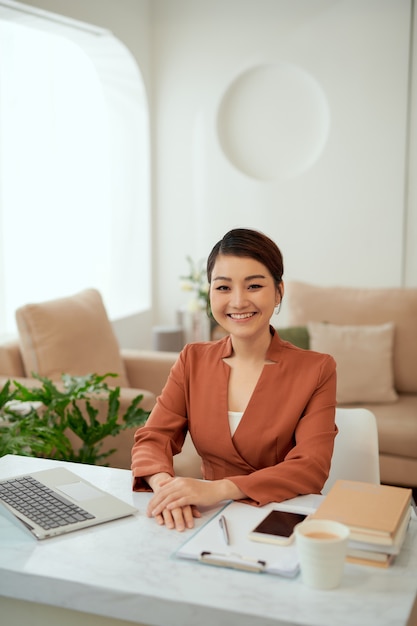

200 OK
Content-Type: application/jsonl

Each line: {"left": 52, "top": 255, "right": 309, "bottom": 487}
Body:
{"left": 0, "top": 289, "right": 177, "bottom": 469}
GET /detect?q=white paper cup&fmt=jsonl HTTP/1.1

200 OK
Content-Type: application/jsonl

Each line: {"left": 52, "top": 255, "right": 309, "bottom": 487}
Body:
{"left": 294, "top": 519, "right": 350, "bottom": 590}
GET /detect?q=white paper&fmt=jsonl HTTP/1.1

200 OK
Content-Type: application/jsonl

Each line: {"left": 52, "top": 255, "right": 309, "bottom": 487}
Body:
{"left": 175, "top": 497, "right": 321, "bottom": 577}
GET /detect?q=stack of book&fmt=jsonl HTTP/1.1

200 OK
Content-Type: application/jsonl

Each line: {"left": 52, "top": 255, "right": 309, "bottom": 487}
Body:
{"left": 311, "top": 480, "right": 412, "bottom": 567}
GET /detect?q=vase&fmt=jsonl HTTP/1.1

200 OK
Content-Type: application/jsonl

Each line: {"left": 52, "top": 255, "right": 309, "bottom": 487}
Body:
{"left": 177, "top": 308, "right": 211, "bottom": 344}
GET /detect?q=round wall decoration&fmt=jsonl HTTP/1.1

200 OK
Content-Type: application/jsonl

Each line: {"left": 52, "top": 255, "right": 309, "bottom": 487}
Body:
{"left": 217, "top": 63, "right": 330, "bottom": 181}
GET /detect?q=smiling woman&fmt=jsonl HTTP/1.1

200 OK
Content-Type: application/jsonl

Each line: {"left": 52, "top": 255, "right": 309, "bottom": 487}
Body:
{"left": 132, "top": 228, "right": 338, "bottom": 533}
{"left": 0, "top": 2, "right": 150, "bottom": 337}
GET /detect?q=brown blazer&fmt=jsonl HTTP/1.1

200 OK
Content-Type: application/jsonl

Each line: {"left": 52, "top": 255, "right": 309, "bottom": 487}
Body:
{"left": 132, "top": 327, "right": 337, "bottom": 506}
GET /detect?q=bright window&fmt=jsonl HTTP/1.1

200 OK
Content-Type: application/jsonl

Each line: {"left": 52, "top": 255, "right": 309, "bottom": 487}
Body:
{"left": 0, "top": 5, "right": 150, "bottom": 337}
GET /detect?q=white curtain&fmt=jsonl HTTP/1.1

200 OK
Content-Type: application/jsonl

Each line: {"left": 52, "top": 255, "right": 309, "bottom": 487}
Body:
{"left": 0, "top": 4, "right": 150, "bottom": 337}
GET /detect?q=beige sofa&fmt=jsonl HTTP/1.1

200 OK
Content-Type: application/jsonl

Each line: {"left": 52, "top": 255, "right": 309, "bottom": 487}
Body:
{"left": 2, "top": 285, "right": 416, "bottom": 489}
{"left": 284, "top": 281, "right": 417, "bottom": 488}
{"left": 0, "top": 289, "right": 177, "bottom": 469}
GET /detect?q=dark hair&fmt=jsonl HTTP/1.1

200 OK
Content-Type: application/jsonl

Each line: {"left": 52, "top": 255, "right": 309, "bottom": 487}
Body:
{"left": 207, "top": 228, "right": 284, "bottom": 295}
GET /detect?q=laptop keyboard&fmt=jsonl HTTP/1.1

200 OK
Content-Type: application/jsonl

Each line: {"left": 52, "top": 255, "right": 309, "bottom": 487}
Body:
{"left": 0, "top": 475, "right": 95, "bottom": 530}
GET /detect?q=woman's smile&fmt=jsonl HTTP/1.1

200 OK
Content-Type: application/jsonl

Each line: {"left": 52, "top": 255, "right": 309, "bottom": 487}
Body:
{"left": 227, "top": 312, "right": 256, "bottom": 320}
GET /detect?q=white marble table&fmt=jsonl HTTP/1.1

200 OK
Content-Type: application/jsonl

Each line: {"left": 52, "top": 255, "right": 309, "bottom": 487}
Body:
{"left": 0, "top": 455, "right": 416, "bottom": 626}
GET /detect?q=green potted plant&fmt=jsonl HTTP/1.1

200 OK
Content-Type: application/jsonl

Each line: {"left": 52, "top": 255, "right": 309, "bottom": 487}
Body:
{"left": 0, "top": 373, "right": 150, "bottom": 466}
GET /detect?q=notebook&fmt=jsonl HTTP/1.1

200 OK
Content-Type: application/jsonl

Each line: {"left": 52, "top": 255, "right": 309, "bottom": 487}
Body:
{"left": 0, "top": 466, "right": 137, "bottom": 540}
{"left": 310, "top": 480, "right": 412, "bottom": 545}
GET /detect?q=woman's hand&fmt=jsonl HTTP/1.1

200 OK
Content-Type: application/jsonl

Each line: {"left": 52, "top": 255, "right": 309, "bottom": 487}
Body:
{"left": 146, "top": 476, "right": 245, "bottom": 531}
{"left": 144, "top": 473, "right": 201, "bottom": 532}
{"left": 150, "top": 501, "right": 201, "bottom": 532}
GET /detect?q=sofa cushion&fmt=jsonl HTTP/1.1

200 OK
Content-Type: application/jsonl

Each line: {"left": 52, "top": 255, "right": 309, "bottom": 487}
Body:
{"left": 276, "top": 326, "right": 310, "bottom": 349}
{"left": 307, "top": 321, "right": 398, "bottom": 404}
{"left": 0, "top": 340, "right": 25, "bottom": 377}
{"left": 286, "top": 282, "right": 417, "bottom": 393}
{"left": 350, "top": 394, "right": 417, "bottom": 460}
{"left": 15, "top": 289, "right": 128, "bottom": 387}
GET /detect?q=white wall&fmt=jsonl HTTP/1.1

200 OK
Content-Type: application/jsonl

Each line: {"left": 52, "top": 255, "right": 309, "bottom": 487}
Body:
{"left": 405, "top": 0, "right": 417, "bottom": 285}
{"left": 16, "top": 0, "right": 417, "bottom": 342}
{"left": 151, "top": 0, "right": 416, "bottom": 329}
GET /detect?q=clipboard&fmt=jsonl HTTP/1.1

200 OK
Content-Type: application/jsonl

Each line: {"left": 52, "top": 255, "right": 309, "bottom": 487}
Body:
{"left": 174, "top": 495, "right": 321, "bottom": 577}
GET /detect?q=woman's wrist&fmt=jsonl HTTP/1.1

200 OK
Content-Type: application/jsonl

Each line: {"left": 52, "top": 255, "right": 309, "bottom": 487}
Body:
{"left": 218, "top": 478, "right": 246, "bottom": 501}
{"left": 145, "top": 472, "right": 171, "bottom": 492}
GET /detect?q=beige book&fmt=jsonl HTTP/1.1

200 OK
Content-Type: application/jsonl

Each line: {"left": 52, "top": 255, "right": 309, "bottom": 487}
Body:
{"left": 312, "top": 480, "right": 412, "bottom": 546}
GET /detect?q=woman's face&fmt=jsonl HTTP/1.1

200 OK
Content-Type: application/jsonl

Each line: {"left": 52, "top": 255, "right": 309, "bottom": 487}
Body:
{"left": 209, "top": 254, "right": 281, "bottom": 339}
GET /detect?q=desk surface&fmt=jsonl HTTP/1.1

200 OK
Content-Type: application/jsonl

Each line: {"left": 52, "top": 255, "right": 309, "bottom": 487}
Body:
{"left": 0, "top": 455, "right": 416, "bottom": 626}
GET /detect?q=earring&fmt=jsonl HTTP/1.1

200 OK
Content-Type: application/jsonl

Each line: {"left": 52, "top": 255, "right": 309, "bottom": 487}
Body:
{"left": 274, "top": 302, "right": 281, "bottom": 315}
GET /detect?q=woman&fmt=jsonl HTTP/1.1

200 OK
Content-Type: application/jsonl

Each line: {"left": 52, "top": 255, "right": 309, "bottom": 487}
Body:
{"left": 132, "top": 228, "right": 337, "bottom": 531}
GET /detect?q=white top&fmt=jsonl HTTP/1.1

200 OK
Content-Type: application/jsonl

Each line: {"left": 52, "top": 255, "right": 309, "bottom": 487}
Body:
{"left": 228, "top": 410, "right": 243, "bottom": 436}
{"left": 0, "top": 455, "right": 416, "bottom": 626}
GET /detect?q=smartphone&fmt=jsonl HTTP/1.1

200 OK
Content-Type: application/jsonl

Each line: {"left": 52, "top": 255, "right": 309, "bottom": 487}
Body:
{"left": 248, "top": 510, "right": 307, "bottom": 546}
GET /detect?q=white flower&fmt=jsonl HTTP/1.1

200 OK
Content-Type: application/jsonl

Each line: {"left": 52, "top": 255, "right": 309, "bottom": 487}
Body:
{"left": 180, "top": 256, "right": 210, "bottom": 313}
{"left": 186, "top": 298, "right": 203, "bottom": 313}
{"left": 180, "top": 280, "right": 194, "bottom": 292}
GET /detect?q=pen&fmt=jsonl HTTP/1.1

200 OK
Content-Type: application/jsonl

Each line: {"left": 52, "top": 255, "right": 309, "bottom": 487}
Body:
{"left": 219, "top": 514, "right": 230, "bottom": 545}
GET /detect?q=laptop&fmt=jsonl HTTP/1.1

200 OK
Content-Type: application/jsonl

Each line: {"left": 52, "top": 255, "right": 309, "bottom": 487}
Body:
{"left": 0, "top": 466, "right": 137, "bottom": 540}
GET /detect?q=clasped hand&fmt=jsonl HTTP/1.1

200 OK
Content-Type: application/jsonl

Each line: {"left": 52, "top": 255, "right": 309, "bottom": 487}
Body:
{"left": 147, "top": 476, "right": 226, "bottom": 532}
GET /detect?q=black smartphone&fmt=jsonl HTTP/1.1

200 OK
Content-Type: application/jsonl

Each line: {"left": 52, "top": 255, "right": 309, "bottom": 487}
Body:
{"left": 248, "top": 510, "right": 307, "bottom": 546}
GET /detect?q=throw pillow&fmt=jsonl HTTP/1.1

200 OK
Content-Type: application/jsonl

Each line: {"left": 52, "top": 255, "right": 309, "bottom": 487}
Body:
{"left": 285, "top": 281, "right": 417, "bottom": 393}
{"left": 276, "top": 326, "right": 310, "bottom": 350}
{"left": 15, "top": 288, "right": 128, "bottom": 387}
{"left": 307, "top": 321, "right": 398, "bottom": 404}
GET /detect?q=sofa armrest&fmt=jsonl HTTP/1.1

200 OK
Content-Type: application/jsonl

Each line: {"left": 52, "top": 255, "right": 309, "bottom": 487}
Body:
{"left": 0, "top": 340, "right": 26, "bottom": 377}
{"left": 121, "top": 349, "right": 178, "bottom": 397}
